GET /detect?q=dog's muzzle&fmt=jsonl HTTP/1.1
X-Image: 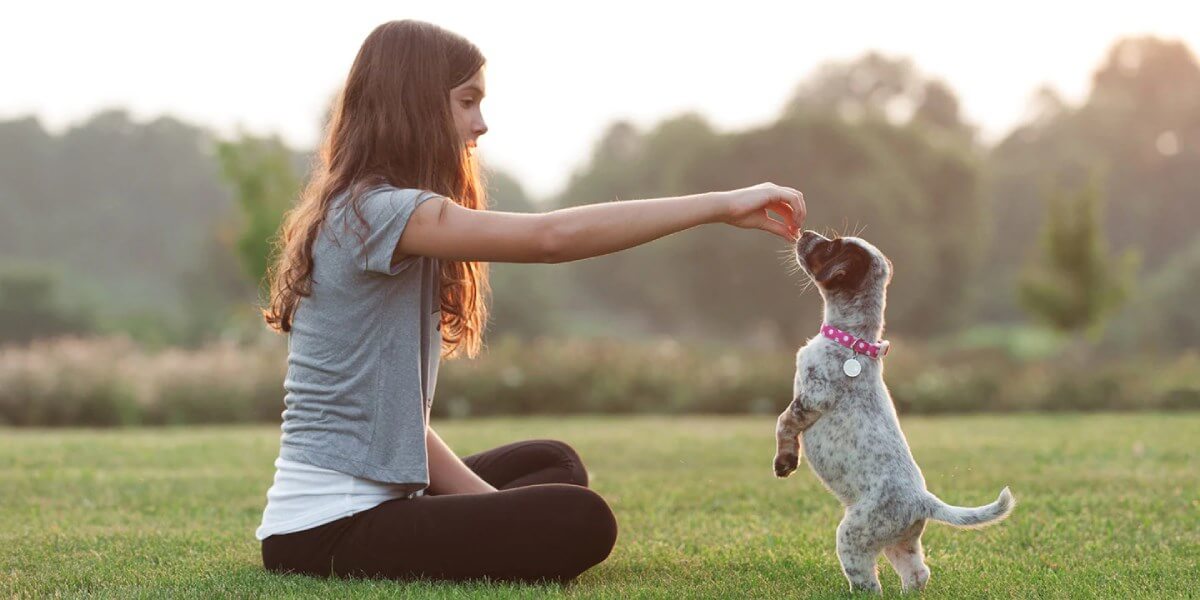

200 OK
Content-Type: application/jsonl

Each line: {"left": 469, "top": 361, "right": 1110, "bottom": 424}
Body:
{"left": 796, "top": 230, "right": 830, "bottom": 268}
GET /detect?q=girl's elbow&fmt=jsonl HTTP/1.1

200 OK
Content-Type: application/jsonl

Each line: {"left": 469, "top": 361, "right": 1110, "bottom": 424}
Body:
{"left": 538, "top": 217, "right": 571, "bottom": 263}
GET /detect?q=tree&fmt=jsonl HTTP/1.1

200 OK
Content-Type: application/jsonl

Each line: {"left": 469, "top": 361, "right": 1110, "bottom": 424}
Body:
{"left": 1108, "top": 235, "right": 1200, "bottom": 352}
{"left": 215, "top": 134, "right": 300, "bottom": 300}
{"left": 0, "top": 110, "right": 241, "bottom": 343}
{"left": 0, "top": 267, "right": 94, "bottom": 345}
{"left": 983, "top": 36, "right": 1200, "bottom": 327}
{"left": 1018, "top": 180, "right": 1136, "bottom": 338}
{"left": 484, "top": 170, "right": 565, "bottom": 339}
{"left": 552, "top": 76, "right": 987, "bottom": 341}
{"left": 175, "top": 221, "right": 257, "bottom": 346}
{"left": 785, "top": 52, "right": 922, "bottom": 124}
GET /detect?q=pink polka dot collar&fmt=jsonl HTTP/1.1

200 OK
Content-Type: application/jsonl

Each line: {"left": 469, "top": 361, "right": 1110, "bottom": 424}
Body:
{"left": 820, "top": 324, "right": 891, "bottom": 359}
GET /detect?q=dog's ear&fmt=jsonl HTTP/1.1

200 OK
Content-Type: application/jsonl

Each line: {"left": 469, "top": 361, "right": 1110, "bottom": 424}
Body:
{"left": 814, "top": 259, "right": 849, "bottom": 285}
{"left": 816, "top": 247, "right": 869, "bottom": 289}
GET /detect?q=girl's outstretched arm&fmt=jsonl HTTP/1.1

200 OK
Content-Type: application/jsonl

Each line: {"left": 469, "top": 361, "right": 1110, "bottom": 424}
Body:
{"left": 395, "top": 182, "right": 805, "bottom": 264}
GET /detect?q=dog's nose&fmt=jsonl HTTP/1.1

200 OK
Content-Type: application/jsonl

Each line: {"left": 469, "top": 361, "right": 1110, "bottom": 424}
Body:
{"left": 797, "top": 230, "right": 826, "bottom": 244}
{"left": 796, "top": 230, "right": 827, "bottom": 255}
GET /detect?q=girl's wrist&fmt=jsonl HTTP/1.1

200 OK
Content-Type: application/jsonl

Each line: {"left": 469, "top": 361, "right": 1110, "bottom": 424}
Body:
{"left": 705, "top": 190, "right": 734, "bottom": 225}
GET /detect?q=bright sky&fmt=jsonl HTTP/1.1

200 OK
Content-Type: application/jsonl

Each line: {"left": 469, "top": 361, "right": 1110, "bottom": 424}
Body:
{"left": 4, "top": 1, "right": 1198, "bottom": 199}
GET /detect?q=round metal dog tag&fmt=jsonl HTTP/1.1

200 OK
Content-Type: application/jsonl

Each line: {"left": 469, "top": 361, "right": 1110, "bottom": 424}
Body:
{"left": 843, "top": 358, "right": 862, "bottom": 377}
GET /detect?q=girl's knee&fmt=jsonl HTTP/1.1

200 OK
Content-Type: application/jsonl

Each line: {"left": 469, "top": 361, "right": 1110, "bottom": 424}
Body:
{"left": 551, "top": 485, "right": 617, "bottom": 568}
{"left": 534, "top": 439, "right": 590, "bottom": 487}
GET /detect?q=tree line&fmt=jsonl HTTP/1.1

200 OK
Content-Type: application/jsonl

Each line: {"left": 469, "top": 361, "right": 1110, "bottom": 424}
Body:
{"left": 1, "top": 36, "right": 1196, "bottom": 353}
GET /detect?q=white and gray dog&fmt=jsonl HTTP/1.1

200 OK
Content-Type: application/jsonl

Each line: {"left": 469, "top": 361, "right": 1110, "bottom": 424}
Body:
{"left": 774, "top": 230, "right": 1015, "bottom": 594}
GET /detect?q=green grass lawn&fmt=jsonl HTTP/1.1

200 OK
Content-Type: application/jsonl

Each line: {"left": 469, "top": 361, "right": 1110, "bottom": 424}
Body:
{"left": 2, "top": 414, "right": 1198, "bottom": 598}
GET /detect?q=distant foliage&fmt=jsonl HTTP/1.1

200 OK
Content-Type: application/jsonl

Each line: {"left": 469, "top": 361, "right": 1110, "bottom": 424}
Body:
{"left": 553, "top": 52, "right": 987, "bottom": 340}
{"left": 983, "top": 37, "right": 1200, "bottom": 323}
{"left": 0, "top": 36, "right": 1197, "bottom": 353}
{"left": 215, "top": 134, "right": 301, "bottom": 300}
{"left": 0, "top": 268, "right": 94, "bottom": 345}
{"left": 1018, "top": 181, "right": 1136, "bottom": 336}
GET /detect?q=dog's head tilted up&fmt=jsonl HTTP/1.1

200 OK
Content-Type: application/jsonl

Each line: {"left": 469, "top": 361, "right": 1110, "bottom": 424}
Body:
{"left": 794, "top": 230, "right": 893, "bottom": 335}
{"left": 795, "top": 230, "right": 893, "bottom": 299}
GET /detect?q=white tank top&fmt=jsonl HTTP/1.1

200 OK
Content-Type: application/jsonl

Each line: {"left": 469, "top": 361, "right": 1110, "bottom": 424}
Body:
{"left": 255, "top": 456, "right": 424, "bottom": 541}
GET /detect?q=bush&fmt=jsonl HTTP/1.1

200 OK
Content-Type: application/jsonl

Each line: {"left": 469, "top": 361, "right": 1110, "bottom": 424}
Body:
{"left": 433, "top": 336, "right": 791, "bottom": 417}
{"left": 0, "top": 335, "right": 1196, "bottom": 427}
{"left": 0, "top": 335, "right": 286, "bottom": 427}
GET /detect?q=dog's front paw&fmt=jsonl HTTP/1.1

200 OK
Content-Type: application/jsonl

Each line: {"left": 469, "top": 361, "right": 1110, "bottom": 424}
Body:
{"left": 773, "top": 452, "right": 799, "bottom": 478}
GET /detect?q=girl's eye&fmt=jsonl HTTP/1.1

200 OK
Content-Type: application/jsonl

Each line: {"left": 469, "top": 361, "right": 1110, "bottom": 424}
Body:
{"left": 460, "top": 98, "right": 475, "bottom": 107}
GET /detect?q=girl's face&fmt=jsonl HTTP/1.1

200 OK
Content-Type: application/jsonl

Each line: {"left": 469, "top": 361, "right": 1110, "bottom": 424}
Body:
{"left": 450, "top": 68, "right": 488, "bottom": 154}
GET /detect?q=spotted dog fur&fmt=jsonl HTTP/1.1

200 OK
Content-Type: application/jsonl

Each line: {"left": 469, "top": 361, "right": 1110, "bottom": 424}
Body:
{"left": 774, "top": 231, "right": 1016, "bottom": 594}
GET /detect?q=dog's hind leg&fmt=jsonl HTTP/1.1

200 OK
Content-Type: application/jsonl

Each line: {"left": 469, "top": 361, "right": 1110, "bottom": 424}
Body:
{"left": 837, "top": 511, "right": 883, "bottom": 593}
{"left": 884, "top": 520, "right": 931, "bottom": 593}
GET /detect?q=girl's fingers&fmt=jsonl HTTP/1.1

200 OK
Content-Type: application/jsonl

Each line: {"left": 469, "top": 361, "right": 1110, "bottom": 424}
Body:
{"left": 783, "top": 188, "right": 806, "bottom": 226}
{"left": 758, "top": 211, "right": 794, "bottom": 240}
{"left": 767, "top": 200, "right": 798, "bottom": 231}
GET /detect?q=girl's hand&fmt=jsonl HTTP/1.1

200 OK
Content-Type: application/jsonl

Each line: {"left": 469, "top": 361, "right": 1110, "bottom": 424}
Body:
{"left": 723, "top": 182, "right": 806, "bottom": 241}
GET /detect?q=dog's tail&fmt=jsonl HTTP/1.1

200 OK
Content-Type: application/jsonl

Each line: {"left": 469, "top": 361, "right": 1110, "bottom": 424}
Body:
{"left": 924, "top": 486, "right": 1015, "bottom": 529}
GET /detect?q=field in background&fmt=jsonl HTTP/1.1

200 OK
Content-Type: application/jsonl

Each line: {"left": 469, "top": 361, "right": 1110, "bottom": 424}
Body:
{"left": 2, "top": 414, "right": 1197, "bottom": 598}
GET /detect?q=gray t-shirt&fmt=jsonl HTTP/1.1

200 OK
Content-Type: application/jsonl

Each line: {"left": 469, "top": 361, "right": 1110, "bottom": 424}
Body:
{"left": 277, "top": 185, "right": 442, "bottom": 493}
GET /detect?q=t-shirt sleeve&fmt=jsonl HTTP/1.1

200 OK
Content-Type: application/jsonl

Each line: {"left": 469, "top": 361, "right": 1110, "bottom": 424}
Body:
{"left": 358, "top": 188, "right": 441, "bottom": 275}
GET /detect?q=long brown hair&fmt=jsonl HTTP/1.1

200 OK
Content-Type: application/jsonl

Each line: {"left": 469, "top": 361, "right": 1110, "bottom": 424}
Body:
{"left": 263, "top": 20, "right": 489, "bottom": 359}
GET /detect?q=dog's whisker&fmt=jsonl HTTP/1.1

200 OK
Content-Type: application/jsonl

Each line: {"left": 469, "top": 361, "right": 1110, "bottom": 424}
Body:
{"left": 795, "top": 277, "right": 815, "bottom": 295}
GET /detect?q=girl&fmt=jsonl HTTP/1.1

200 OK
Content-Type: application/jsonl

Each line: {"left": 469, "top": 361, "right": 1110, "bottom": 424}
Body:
{"left": 255, "top": 19, "right": 805, "bottom": 584}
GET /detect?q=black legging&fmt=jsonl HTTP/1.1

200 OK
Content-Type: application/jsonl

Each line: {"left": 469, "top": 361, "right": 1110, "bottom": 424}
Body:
{"left": 261, "top": 439, "right": 618, "bottom": 583}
